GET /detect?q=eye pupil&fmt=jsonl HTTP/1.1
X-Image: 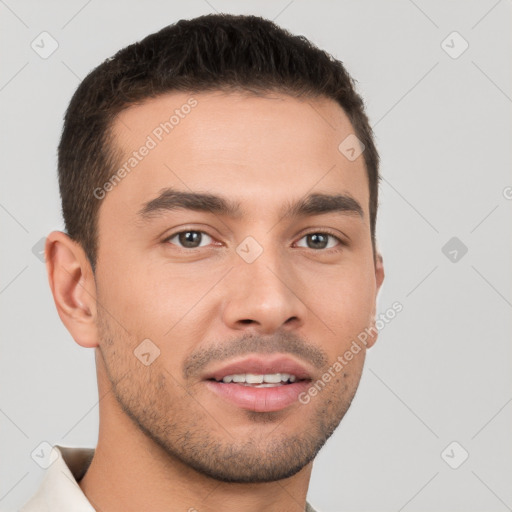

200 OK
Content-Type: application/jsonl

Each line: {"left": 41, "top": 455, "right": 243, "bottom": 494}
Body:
{"left": 308, "top": 233, "right": 328, "bottom": 249}
{"left": 179, "top": 231, "right": 201, "bottom": 248}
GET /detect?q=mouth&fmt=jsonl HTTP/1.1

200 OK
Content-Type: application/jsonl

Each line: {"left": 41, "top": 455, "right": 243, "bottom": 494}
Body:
{"left": 202, "top": 356, "right": 313, "bottom": 413}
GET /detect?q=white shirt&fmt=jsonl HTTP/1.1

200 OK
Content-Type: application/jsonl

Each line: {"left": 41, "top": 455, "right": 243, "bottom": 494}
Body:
{"left": 21, "top": 445, "right": 318, "bottom": 511}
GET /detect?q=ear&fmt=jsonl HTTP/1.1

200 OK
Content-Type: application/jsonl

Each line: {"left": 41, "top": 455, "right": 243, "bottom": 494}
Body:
{"left": 374, "top": 251, "right": 385, "bottom": 296}
{"left": 365, "top": 250, "right": 385, "bottom": 349}
{"left": 45, "top": 231, "right": 99, "bottom": 348}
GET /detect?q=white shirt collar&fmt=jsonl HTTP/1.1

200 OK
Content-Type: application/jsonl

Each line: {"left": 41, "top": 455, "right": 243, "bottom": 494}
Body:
{"left": 21, "top": 445, "right": 95, "bottom": 511}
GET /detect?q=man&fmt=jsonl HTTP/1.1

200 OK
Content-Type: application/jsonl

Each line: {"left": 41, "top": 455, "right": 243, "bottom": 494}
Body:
{"left": 22, "top": 13, "right": 384, "bottom": 512}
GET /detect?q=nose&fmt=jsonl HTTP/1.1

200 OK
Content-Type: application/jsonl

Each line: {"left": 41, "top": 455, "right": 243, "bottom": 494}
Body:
{"left": 221, "top": 248, "right": 308, "bottom": 335}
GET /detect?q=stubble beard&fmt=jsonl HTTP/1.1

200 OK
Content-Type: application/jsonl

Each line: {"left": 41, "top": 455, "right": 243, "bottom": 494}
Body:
{"left": 96, "top": 308, "right": 360, "bottom": 483}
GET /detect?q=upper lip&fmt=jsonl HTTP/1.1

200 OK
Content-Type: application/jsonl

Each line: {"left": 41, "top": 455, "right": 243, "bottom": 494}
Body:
{"left": 202, "top": 355, "right": 313, "bottom": 382}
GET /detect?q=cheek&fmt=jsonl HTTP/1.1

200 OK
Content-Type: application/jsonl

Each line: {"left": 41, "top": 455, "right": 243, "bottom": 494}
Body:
{"left": 96, "top": 257, "right": 224, "bottom": 344}
{"left": 95, "top": 259, "right": 166, "bottom": 339}
{"left": 311, "top": 261, "right": 377, "bottom": 338}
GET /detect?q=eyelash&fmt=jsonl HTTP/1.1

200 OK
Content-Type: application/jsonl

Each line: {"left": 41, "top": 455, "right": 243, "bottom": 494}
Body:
{"left": 163, "top": 229, "right": 346, "bottom": 251}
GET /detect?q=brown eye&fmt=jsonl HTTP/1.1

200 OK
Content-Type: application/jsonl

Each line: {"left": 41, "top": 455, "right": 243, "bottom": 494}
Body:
{"left": 296, "top": 233, "right": 340, "bottom": 250}
{"left": 167, "top": 231, "right": 213, "bottom": 249}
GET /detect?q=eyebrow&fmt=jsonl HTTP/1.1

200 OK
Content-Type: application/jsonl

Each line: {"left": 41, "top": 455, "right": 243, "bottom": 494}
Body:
{"left": 137, "top": 187, "right": 364, "bottom": 222}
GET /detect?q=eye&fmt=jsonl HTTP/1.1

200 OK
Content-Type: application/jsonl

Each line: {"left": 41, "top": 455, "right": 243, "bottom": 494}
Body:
{"left": 295, "top": 232, "right": 342, "bottom": 250}
{"left": 165, "top": 230, "right": 214, "bottom": 249}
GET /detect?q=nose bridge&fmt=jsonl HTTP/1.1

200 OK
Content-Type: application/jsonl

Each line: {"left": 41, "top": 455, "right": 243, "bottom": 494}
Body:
{"left": 222, "top": 238, "right": 306, "bottom": 333}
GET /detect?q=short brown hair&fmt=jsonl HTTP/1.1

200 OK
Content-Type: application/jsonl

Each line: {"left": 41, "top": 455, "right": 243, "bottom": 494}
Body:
{"left": 58, "top": 13, "right": 379, "bottom": 271}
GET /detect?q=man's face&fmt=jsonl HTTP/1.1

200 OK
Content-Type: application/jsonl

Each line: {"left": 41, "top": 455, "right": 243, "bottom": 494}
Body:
{"left": 93, "top": 91, "right": 382, "bottom": 482}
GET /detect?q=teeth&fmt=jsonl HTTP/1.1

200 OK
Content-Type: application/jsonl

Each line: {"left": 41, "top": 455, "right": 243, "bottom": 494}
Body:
{"left": 220, "top": 373, "right": 298, "bottom": 384}
{"left": 264, "top": 374, "right": 281, "bottom": 383}
{"left": 246, "top": 374, "right": 264, "bottom": 384}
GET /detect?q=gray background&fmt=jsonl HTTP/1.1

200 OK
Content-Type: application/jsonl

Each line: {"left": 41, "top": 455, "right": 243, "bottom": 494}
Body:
{"left": 1, "top": 1, "right": 511, "bottom": 511}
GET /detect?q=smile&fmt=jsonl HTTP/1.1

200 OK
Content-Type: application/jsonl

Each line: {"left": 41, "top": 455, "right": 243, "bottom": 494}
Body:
{"left": 203, "top": 356, "right": 314, "bottom": 412}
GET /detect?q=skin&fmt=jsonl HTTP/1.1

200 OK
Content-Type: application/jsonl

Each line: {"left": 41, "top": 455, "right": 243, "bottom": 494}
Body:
{"left": 46, "top": 90, "right": 384, "bottom": 512}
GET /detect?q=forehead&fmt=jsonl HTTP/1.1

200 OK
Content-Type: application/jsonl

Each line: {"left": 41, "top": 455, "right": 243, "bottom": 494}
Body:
{"left": 102, "top": 90, "right": 369, "bottom": 222}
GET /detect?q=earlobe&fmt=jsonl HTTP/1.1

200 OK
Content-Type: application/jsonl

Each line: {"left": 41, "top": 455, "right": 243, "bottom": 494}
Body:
{"left": 45, "top": 231, "right": 99, "bottom": 348}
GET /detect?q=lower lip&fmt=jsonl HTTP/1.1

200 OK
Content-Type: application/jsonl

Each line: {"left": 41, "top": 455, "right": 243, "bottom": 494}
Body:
{"left": 205, "top": 380, "right": 311, "bottom": 412}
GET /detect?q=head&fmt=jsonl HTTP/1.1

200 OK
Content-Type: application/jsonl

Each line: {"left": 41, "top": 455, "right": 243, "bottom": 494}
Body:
{"left": 47, "top": 14, "right": 384, "bottom": 483}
